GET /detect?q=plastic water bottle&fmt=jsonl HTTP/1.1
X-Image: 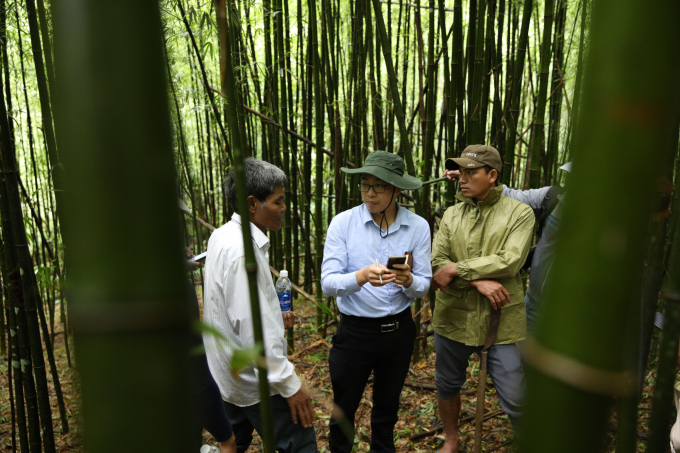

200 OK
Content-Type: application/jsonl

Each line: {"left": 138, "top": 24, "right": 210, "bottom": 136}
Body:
{"left": 200, "top": 445, "right": 219, "bottom": 453}
{"left": 276, "top": 270, "right": 292, "bottom": 312}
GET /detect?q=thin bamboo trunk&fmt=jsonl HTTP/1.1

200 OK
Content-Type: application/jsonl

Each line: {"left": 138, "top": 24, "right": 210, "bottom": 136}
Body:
{"left": 545, "top": 0, "right": 567, "bottom": 185}
{"left": 502, "top": 0, "right": 533, "bottom": 184}
{"left": 0, "top": 24, "right": 67, "bottom": 446}
{"left": 216, "top": 1, "right": 277, "bottom": 449}
{"left": 309, "top": 0, "right": 326, "bottom": 338}
{"left": 527, "top": 0, "right": 554, "bottom": 188}
{"left": 371, "top": 0, "right": 423, "bottom": 213}
{"left": 1, "top": 239, "right": 29, "bottom": 452}
{"left": 24, "top": 0, "right": 63, "bottom": 224}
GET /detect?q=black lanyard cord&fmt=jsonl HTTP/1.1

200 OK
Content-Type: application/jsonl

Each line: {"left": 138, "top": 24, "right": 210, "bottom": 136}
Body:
{"left": 379, "top": 188, "right": 396, "bottom": 239}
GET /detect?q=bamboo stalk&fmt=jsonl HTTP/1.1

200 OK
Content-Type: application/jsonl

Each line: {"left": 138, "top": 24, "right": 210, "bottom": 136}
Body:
{"left": 219, "top": 1, "right": 276, "bottom": 449}
{"left": 521, "top": 0, "right": 680, "bottom": 449}
{"left": 53, "top": 0, "right": 196, "bottom": 449}
{"left": 371, "top": 0, "right": 423, "bottom": 213}
{"left": 527, "top": 0, "right": 554, "bottom": 188}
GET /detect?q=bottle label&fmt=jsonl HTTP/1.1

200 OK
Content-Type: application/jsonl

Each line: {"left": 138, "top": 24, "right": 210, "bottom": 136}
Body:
{"left": 278, "top": 291, "right": 292, "bottom": 312}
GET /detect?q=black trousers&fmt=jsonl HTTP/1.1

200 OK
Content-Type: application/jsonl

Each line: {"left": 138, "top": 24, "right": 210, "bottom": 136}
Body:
{"left": 328, "top": 309, "right": 415, "bottom": 453}
{"left": 224, "top": 395, "right": 319, "bottom": 453}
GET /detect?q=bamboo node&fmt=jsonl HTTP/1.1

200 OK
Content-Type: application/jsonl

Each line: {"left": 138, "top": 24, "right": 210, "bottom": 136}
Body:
{"left": 521, "top": 337, "right": 637, "bottom": 397}
{"left": 69, "top": 302, "right": 191, "bottom": 334}
{"left": 663, "top": 291, "right": 680, "bottom": 303}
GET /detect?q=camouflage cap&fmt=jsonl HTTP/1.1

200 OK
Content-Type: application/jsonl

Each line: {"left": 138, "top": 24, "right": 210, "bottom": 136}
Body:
{"left": 445, "top": 145, "right": 503, "bottom": 172}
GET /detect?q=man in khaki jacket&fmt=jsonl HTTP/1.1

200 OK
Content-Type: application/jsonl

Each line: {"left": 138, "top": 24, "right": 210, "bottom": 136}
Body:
{"left": 431, "top": 145, "right": 534, "bottom": 453}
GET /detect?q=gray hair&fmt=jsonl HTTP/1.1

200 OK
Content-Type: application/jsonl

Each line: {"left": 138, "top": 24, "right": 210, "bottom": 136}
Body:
{"left": 224, "top": 157, "right": 288, "bottom": 212}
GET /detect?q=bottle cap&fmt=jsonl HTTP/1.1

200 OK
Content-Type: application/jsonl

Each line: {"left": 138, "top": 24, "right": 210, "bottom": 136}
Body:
{"left": 280, "top": 270, "right": 288, "bottom": 278}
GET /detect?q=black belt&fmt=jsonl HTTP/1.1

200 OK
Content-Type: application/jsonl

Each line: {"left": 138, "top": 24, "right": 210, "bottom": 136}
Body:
{"left": 340, "top": 308, "right": 412, "bottom": 333}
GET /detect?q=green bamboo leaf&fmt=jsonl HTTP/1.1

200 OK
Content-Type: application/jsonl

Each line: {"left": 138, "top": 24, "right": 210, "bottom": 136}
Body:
{"left": 311, "top": 297, "right": 334, "bottom": 318}
{"left": 230, "top": 343, "right": 267, "bottom": 378}
{"left": 193, "top": 320, "right": 229, "bottom": 343}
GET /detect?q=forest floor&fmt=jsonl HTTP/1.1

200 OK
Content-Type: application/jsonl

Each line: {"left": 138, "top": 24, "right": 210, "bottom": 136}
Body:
{"left": 0, "top": 292, "right": 662, "bottom": 452}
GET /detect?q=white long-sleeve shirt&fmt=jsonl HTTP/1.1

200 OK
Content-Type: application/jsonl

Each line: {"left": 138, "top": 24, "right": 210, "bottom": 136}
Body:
{"left": 203, "top": 213, "right": 301, "bottom": 407}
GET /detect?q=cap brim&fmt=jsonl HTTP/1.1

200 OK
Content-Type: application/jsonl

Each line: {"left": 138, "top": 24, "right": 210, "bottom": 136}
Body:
{"left": 559, "top": 162, "right": 573, "bottom": 173}
{"left": 341, "top": 165, "right": 423, "bottom": 190}
{"left": 445, "top": 158, "right": 486, "bottom": 171}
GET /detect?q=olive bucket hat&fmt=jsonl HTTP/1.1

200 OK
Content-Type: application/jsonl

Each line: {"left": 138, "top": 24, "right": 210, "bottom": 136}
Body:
{"left": 341, "top": 151, "right": 422, "bottom": 190}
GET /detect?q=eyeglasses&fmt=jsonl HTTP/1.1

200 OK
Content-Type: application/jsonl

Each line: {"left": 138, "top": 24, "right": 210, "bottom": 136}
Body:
{"left": 359, "top": 183, "right": 389, "bottom": 193}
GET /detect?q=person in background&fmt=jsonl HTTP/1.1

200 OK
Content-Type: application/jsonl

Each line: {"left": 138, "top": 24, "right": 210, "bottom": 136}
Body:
{"left": 203, "top": 158, "right": 318, "bottom": 453}
{"left": 321, "top": 151, "right": 432, "bottom": 453}
{"left": 432, "top": 145, "right": 534, "bottom": 453}
{"left": 444, "top": 162, "right": 571, "bottom": 333}
{"left": 185, "top": 248, "right": 237, "bottom": 453}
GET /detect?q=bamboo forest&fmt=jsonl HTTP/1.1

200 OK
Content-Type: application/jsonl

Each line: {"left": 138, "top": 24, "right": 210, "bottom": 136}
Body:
{"left": 0, "top": 0, "right": 674, "bottom": 451}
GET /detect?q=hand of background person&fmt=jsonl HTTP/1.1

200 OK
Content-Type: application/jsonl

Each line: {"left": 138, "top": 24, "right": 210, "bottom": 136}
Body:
{"left": 470, "top": 279, "right": 510, "bottom": 309}
{"left": 444, "top": 169, "right": 460, "bottom": 182}
{"left": 432, "top": 263, "right": 457, "bottom": 292}
{"left": 218, "top": 434, "right": 237, "bottom": 453}
{"left": 286, "top": 386, "right": 314, "bottom": 428}
{"left": 184, "top": 247, "right": 204, "bottom": 271}
{"left": 357, "top": 264, "right": 396, "bottom": 287}
{"left": 389, "top": 263, "right": 413, "bottom": 288}
{"left": 282, "top": 311, "right": 295, "bottom": 329}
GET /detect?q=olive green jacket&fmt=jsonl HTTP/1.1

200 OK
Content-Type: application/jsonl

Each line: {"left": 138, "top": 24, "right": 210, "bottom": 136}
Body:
{"left": 431, "top": 185, "right": 535, "bottom": 346}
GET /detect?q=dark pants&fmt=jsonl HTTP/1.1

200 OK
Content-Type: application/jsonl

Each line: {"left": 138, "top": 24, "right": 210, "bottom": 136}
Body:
{"left": 328, "top": 309, "right": 415, "bottom": 453}
{"left": 224, "top": 395, "right": 319, "bottom": 453}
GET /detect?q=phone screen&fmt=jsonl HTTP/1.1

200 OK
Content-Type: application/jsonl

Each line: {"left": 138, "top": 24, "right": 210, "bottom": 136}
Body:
{"left": 386, "top": 255, "right": 407, "bottom": 269}
{"left": 188, "top": 251, "right": 207, "bottom": 262}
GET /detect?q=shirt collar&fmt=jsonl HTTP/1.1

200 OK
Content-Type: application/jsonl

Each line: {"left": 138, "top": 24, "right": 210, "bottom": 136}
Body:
{"left": 360, "top": 202, "right": 410, "bottom": 231}
{"left": 231, "top": 213, "right": 270, "bottom": 249}
{"left": 455, "top": 185, "right": 504, "bottom": 208}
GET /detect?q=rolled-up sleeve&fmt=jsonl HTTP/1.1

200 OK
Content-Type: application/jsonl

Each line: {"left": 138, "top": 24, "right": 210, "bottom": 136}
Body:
{"left": 402, "top": 222, "right": 432, "bottom": 298}
{"left": 321, "top": 216, "right": 362, "bottom": 297}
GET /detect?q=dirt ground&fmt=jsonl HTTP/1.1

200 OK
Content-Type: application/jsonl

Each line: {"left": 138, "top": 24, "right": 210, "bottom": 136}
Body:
{"left": 0, "top": 292, "right": 658, "bottom": 452}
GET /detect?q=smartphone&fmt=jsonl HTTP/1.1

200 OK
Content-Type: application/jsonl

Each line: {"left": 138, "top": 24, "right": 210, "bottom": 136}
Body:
{"left": 188, "top": 251, "right": 207, "bottom": 262}
{"left": 386, "top": 255, "right": 408, "bottom": 269}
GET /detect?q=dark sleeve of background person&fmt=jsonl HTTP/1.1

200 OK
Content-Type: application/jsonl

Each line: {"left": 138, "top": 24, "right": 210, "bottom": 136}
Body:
{"left": 187, "top": 279, "right": 234, "bottom": 442}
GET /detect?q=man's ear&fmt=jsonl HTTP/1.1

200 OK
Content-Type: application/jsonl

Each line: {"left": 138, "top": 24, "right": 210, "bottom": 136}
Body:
{"left": 395, "top": 187, "right": 402, "bottom": 196}
{"left": 489, "top": 169, "right": 498, "bottom": 185}
{"left": 247, "top": 195, "right": 259, "bottom": 214}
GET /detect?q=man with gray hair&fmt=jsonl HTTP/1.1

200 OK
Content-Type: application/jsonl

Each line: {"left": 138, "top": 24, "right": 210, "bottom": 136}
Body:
{"left": 204, "top": 157, "right": 318, "bottom": 452}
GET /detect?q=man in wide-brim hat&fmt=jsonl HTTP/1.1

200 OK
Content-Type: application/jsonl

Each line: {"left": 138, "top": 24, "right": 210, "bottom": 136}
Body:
{"left": 321, "top": 151, "right": 432, "bottom": 453}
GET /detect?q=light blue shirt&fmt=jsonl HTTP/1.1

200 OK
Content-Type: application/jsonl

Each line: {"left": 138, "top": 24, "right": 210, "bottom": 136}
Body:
{"left": 321, "top": 203, "right": 432, "bottom": 318}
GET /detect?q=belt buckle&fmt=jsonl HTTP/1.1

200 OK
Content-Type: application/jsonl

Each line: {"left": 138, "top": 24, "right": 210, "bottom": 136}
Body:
{"left": 381, "top": 322, "right": 396, "bottom": 333}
